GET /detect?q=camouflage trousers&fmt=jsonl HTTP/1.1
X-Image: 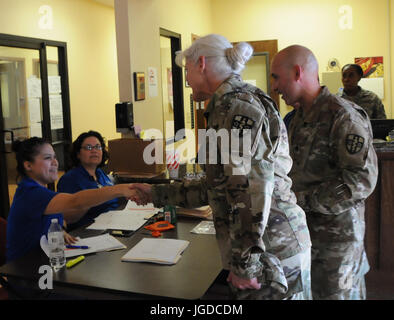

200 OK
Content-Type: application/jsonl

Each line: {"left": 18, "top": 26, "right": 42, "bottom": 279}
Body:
{"left": 228, "top": 248, "right": 312, "bottom": 300}
{"left": 310, "top": 240, "right": 369, "bottom": 300}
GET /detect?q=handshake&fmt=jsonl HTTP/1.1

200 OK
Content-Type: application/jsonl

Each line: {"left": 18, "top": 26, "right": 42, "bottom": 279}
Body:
{"left": 126, "top": 183, "right": 152, "bottom": 206}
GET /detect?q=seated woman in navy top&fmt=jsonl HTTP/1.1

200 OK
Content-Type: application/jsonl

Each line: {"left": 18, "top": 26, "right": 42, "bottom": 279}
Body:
{"left": 6, "top": 137, "right": 138, "bottom": 262}
{"left": 57, "top": 131, "right": 119, "bottom": 230}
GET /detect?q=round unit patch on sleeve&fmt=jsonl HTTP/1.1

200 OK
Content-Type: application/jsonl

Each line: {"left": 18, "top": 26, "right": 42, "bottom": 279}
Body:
{"left": 345, "top": 134, "right": 365, "bottom": 154}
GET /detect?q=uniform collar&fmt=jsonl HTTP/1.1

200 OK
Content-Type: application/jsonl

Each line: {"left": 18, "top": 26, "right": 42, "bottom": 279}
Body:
{"left": 299, "top": 86, "right": 330, "bottom": 123}
{"left": 343, "top": 85, "right": 362, "bottom": 98}
{"left": 204, "top": 74, "right": 244, "bottom": 119}
{"left": 76, "top": 165, "right": 101, "bottom": 181}
{"left": 19, "top": 176, "right": 42, "bottom": 188}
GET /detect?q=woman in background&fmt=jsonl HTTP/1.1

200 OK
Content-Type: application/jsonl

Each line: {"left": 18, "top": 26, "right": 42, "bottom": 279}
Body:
{"left": 340, "top": 63, "right": 386, "bottom": 119}
{"left": 6, "top": 137, "right": 137, "bottom": 262}
{"left": 57, "top": 130, "right": 118, "bottom": 230}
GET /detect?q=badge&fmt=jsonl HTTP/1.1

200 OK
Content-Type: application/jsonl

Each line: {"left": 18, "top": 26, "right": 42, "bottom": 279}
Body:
{"left": 345, "top": 134, "right": 364, "bottom": 154}
{"left": 231, "top": 115, "right": 255, "bottom": 136}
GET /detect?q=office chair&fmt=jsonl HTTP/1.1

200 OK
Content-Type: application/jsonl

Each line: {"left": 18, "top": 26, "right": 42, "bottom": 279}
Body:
{"left": 0, "top": 216, "right": 8, "bottom": 299}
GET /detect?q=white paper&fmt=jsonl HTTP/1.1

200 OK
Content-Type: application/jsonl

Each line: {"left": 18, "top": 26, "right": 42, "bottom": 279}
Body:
{"left": 48, "top": 76, "right": 61, "bottom": 94}
{"left": 359, "top": 77, "right": 384, "bottom": 99}
{"left": 148, "top": 67, "right": 158, "bottom": 97}
{"left": 121, "top": 238, "right": 189, "bottom": 264}
{"left": 49, "top": 95, "right": 63, "bottom": 129}
{"left": 28, "top": 98, "right": 41, "bottom": 122}
{"left": 30, "top": 122, "right": 42, "bottom": 137}
{"left": 27, "top": 76, "right": 42, "bottom": 98}
{"left": 190, "top": 221, "right": 216, "bottom": 235}
{"left": 40, "top": 233, "right": 127, "bottom": 258}
{"left": 64, "top": 234, "right": 126, "bottom": 258}
{"left": 87, "top": 201, "right": 160, "bottom": 231}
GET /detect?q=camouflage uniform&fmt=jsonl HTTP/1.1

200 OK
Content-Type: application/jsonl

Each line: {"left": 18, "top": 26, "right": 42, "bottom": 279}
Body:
{"left": 341, "top": 86, "right": 386, "bottom": 119}
{"left": 288, "top": 86, "right": 378, "bottom": 300}
{"left": 152, "top": 75, "right": 312, "bottom": 300}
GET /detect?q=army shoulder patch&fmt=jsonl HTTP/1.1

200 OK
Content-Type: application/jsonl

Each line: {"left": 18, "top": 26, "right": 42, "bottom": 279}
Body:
{"left": 345, "top": 134, "right": 364, "bottom": 154}
{"left": 231, "top": 115, "right": 255, "bottom": 131}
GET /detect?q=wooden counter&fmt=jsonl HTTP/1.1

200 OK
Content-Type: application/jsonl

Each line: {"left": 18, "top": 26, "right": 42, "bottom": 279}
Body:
{"left": 365, "top": 151, "right": 394, "bottom": 293}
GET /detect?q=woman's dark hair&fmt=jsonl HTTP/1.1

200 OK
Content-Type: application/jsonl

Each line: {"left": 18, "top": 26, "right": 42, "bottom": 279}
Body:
{"left": 12, "top": 137, "right": 50, "bottom": 178}
{"left": 69, "top": 130, "right": 108, "bottom": 168}
{"left": 342, "top": 63, "right": 364, "bottom": 78}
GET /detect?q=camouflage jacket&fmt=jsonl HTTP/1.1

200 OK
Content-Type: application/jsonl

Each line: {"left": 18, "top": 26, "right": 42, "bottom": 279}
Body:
{"left": 152, "top": 75, "right": 311, "bottom": 280}
{"left": 341, "top": 86, "right": 386, "bottom": 119}
{"left": 289, "top": 86, "right": 378, "bottom": 242}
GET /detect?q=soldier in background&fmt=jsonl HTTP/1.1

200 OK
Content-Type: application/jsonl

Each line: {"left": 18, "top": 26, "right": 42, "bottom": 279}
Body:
{"left": 132, "top": 34, "right": 312, "bottom": 300}
{"left": 271, "top": 45, "right": 378, "bottom": 299}
{"left": 340, "top": 63, "right": 386, "bottom": 119}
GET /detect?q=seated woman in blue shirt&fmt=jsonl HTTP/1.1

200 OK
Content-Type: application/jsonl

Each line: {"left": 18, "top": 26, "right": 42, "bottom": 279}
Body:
{"left": 6, "top": 137, "right": 138, "bottom": 262}
{"left": 57, "top": 130, "right": 118, "bottom": 230}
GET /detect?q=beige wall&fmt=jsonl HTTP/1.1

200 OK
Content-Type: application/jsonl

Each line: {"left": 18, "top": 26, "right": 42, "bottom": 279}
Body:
{"left": 210, "top": 0, "right": 393, "bottom": 118}
{"left": 1, "top": 0, "right": 393, "bottom": 148}
{"left": 0, "top": 0, "right": 121, "bottom": 142}
{"left": 121, "top": 0, "right": 212, "bottom": 162}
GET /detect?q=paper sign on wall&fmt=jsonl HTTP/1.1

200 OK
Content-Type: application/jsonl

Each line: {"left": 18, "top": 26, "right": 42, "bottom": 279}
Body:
{"left": 148, "top": 67, "right": 158, "bottom": 97}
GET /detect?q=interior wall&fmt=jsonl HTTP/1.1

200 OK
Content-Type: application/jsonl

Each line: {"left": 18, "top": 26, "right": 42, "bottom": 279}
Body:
{"left": 211, "top": 0, "right": 393, "bottom": 118}
{"left": 125, "top": 0, "right": 212, "bottom": 162}
{"left": 0, "top": 0, "right": 121, "bottom": 142}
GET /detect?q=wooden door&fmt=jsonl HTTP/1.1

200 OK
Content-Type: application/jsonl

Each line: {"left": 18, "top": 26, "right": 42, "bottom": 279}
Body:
{"left": 232, "top": 39, "right": 279, "bottom": 107}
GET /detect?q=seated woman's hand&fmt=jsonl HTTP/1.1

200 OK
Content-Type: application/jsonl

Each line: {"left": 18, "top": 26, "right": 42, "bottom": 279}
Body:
{"left": 63, "top": 231, "right": 78, "bottom": 245}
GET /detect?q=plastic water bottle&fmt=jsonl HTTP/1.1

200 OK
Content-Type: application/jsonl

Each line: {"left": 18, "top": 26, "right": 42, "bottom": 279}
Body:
{"left": 48, "top": 218, "right": 65, "bottom": 271}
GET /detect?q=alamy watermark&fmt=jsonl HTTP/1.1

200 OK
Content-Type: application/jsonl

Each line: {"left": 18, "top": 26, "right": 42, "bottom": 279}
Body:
{"left": 38, "top": 265, "right": 53, "bottom": 290}
{"left": 143, "top": 127, "right": 253, "bottom": 175}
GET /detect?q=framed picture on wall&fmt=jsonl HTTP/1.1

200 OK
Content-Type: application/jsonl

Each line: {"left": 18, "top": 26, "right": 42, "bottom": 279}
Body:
{"left": 133, "top": 72, "right": 145, "bottom": 101}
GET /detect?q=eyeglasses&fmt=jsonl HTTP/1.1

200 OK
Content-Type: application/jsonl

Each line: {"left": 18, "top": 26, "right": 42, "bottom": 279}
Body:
{"left": 81, "top": 144, "right": 103, "bottom": 151}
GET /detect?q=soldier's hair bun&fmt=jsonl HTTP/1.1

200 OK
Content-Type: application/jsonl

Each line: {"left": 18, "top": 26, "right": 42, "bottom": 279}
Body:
{"left": 225, "top": 42, "right": 253, "bottom": 73}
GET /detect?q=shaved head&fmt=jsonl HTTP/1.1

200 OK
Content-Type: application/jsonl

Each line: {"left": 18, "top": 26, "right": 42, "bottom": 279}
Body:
{"left": 275, "top": 45, "right": 319, "bottom": 75}
{"left": 271, "top": 45, "right": 321, "bottom": 110}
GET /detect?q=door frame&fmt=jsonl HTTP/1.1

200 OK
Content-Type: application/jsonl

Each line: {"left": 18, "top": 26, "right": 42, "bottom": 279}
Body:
{"left": 0, "top": 33, "right": 72, "bottom": 219}
{"left": 159, "top": 28, "right": 185, "bottom": 144}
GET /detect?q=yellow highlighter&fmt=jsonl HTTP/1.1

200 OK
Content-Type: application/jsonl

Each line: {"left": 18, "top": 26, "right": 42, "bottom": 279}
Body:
{"left": 66, "top": 255, "right": 85, "bottom": 269}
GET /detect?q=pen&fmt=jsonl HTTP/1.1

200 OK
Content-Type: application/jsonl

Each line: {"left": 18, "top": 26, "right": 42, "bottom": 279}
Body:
{"left": 66, "top": 245, "right": 89, "bottom": 249}
{"left": 66, "top": 255, "right": 85, "bottom": 268}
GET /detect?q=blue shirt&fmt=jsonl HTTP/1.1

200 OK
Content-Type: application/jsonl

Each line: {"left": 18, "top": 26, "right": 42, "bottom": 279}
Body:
{"left": 57, "top": 166, "right": 118, "bottom": 230}
{"left": 6, "top": 177, "right": 63, "bottom": 262}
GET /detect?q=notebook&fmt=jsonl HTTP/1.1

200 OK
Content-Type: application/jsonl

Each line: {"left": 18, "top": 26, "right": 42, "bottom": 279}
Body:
{"left": 121, "top": 238, "right": 189, "bottom": 265}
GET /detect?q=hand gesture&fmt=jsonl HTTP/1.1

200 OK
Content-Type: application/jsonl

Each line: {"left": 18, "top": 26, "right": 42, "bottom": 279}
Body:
{"left": 130, "top": 183, "right": 152, "bottom": 206}
{"left": 63, "top": 231, "right": 77, "bottom": 245}
{"left": 227, "top": 271, "right": 261, "bottom": 290}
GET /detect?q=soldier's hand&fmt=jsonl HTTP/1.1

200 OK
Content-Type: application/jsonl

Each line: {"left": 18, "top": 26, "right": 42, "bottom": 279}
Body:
{"left": 227, "top": 271, "right": 261, "bottom": 290}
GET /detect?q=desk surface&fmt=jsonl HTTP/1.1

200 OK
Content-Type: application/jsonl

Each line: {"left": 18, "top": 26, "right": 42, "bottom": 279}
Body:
{"left": 0, "top": 218, "right": 223, "bottom": 300}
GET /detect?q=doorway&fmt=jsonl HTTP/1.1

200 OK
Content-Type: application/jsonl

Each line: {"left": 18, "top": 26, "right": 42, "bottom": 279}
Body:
{"left": 0, "top": 34, "right": 71, "bottom": 219}
{"left": 159, "top": 28, "right": 185, "bottom": 145}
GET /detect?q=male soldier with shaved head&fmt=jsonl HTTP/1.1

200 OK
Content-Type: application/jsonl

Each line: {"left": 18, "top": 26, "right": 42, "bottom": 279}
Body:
{"left": 271, "top": 45, "right": 378, "bottom": 299}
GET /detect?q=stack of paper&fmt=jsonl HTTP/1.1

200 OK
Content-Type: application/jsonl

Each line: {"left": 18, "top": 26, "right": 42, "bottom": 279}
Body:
{"left": 64, "top": 234, "right": 127, "bottom": 258}
{"left": 176, "top": 205, "right": 212, "bottom": 219}
{"left": 121, "top": 238, "right": 189, "bottom": 265}
{"left": 87, "top": 201, "right": 161, "bottom": 231}
{"left": 40, "top": 233, "right": 126, "bottom": 258}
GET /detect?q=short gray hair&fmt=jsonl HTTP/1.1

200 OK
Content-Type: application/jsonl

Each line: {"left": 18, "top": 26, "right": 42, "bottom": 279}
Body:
{"left": 175, "top": 34, "right": 253, "bottom": 76}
